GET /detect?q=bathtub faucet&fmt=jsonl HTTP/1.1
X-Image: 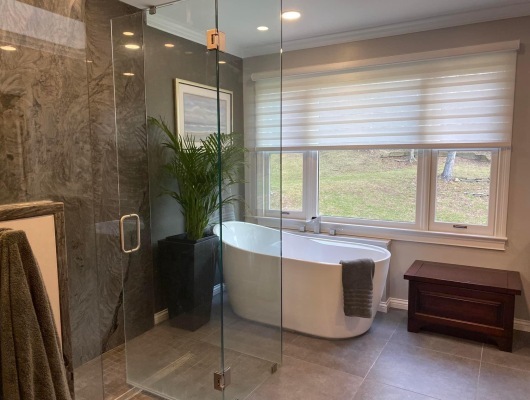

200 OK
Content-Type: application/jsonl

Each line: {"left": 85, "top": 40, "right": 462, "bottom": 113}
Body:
{"left": 305, "top": 216, "right": 321, "bottom": 234}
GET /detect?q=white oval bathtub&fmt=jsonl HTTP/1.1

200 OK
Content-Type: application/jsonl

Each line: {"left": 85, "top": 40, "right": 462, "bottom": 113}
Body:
{"left": 213, "top": 221, "right": 391, "bottom": 339}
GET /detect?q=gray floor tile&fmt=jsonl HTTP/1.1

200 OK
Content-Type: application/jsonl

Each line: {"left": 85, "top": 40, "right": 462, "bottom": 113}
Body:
{"left": 283, "top": 329, "right": 302, "bottom": 344}
{"left": 482, "top": 330, "right": 530, "bottom": 372}
{"left": 202, "top": 318, "right": 282, "bottom": 364}
{"left": 353, "top": 379, "right": 437, "bottom": 400}
{"left": 366, "top": 342, "right": 479, "bottom": 400}
{"left": 126, "top": 337, "right": 207, "bottom": 385}
{"left": 390, "top": 321, "right": 483, "bottom": 360}
{"left": 155, "top": 349, "right": 270, "bottom": 400}
{"left": 284, "top": 332, "right": 388, "bottom": 378}
{"left": 135, "top": 344, "right": 244, "bottom": 400}
{"left": 74, "top": 356, "right": 105, "bottom": 400}
{"left": 76, "top": 309, "right": 530, "bottom": 400}
{"left": 224, "top": 352, "right": 277, "bottom": 400}
{"left": 477, "top": 362, "right": 530, "bottom": 400}
{"left": 247, "top": 355, "right": 363, "bottom": 400}
{"left": 368, "top": 310, "right": 407, "bottom": 340}
{"left": 127, "top": 340, "right": 221, "bottom": 394}
{"left": 129, "top": 392, "right": 163, "bottom": 399}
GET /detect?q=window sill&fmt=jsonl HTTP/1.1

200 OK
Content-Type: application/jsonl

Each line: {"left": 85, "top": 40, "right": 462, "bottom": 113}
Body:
{"left": 252, "top": 216, "right": 507, "bottom": 251}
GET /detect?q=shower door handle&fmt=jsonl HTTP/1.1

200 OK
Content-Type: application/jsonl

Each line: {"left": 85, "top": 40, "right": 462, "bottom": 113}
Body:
{"left": 119, "top": 214, "right": 141, "bottom": 254}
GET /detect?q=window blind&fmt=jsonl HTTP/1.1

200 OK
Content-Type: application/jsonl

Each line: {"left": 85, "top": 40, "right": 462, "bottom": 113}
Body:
{"left": 253, "top": 51, "right": 517, "bottom": 150}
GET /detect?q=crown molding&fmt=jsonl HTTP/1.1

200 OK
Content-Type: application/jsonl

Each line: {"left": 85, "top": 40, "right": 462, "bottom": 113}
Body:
{"left": 146, "top": 14, "right": 244, "bottom": 57}
{"left": 146, "top": 14, "right": 204, "bottom": 48}
{"left": 144, "top": 2, "right": 530, "bottom": 58}
{"left": 243, "top": 2, "right": 530, "bottom": 57}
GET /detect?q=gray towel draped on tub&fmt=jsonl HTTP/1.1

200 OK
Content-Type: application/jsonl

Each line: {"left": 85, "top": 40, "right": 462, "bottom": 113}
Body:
{"left": 0, "top": 228, "right": 72, "bottom": 400}
{"left": 341, "top": 258, "right": 375, "bottom": 319}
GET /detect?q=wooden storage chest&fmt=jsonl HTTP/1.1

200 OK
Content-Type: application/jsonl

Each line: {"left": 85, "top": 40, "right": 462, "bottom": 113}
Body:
{"left": 404, "top": 260, "right": 522, "bottom": 352}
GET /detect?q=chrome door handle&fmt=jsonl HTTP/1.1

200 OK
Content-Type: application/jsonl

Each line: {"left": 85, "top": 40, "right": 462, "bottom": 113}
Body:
{"left": 119, "top": 214, "right": 141, "bottom": 254}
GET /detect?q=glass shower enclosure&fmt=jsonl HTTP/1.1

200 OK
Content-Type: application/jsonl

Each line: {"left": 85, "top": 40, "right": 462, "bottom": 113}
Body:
{"left": 110, "top": 1, "right": 282, "bottom": 398}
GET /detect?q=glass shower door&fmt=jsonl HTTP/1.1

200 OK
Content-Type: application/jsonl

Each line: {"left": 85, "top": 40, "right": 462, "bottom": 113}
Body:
{"left": 216, "top": 1, "right": 283, "bottom": 399}
{"left": 112, "top": 4, "right": 225, "bottom": 398}
{"left": 111, "top": 1, "right": 282, "bottom": 399}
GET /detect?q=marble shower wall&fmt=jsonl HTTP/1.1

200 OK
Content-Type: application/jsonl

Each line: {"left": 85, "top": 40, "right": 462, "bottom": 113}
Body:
{"left": 0, "top": 0, "right": 101, "bottom": 366}
{"left": 0, "top": 0, "right": 153, "bottom": 368}
{"left": 17, "top": 0, "right": 84, "bottom": 20}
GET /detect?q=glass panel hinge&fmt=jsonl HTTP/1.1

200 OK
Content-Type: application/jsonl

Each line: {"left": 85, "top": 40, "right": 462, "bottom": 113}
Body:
{"left": 271, "top": 363, "right": 278, "bottom": 374}
{"left": 214, "top": 367, "right": 231, "bottom": 391}
{"left": 206, "top": 29, "right": 226, "bottom": 52}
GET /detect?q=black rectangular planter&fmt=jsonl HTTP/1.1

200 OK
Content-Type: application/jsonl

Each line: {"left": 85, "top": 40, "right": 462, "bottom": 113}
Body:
{"left": 158, "top": 234, "right": 219, "bottom": 331}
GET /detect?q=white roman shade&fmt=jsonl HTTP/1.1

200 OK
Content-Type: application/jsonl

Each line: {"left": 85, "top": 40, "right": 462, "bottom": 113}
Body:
{"left": 253, "top": 49, "right": 517, "bottom": 150}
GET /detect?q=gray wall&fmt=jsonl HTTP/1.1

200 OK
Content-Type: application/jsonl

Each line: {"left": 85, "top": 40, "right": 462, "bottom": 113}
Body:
{"left": 144, "top": 26, "right": 244, "bottom": 312}
{"left": 244, "top": 16, "right": 530, "bottom": 320}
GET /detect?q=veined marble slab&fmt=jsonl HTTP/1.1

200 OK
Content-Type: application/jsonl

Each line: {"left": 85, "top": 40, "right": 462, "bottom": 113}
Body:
{"left": 0, "top": 0, "right": 86, "bottom": 49}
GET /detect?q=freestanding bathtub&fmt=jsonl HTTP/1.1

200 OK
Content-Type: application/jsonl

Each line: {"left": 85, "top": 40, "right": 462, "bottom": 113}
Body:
{"left": 213, "top": 221, "right": 391, "bottom": 339}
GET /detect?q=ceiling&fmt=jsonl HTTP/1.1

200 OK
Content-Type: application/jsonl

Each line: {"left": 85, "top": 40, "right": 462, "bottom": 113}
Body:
{"left": 119, "top": 0, "right": 530, "bottom": 57}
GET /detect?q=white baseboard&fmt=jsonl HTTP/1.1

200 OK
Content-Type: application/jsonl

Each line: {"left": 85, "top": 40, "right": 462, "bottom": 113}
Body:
{"left": 388, "top": 297, "right": 409, "bottom": 311}
{"left": 380, "top": 297, "right": 530, "bottom": 333}
{"left": 213, "top": 283, "right": 223, "bottom": 296}
{"left": 378, "top": 298, "right": 390, "bottom": 313}
{"left": 514, "top": 318, "right": 530, "bottom": 333}
{"left": 154, "top": 284, "right": 224, "bottom": 325}
{"left": 154, "top": 309, "right": 169, "bottom": 325}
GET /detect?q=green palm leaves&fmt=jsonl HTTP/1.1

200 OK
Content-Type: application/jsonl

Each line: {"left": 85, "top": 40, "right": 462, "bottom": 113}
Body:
{"left": 149, "top": 117, "right": 246, "bottom": 241}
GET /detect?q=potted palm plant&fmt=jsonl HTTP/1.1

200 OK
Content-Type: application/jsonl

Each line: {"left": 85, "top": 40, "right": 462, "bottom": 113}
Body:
{"left": 149, "top": 116, "right": 246, "bottom": 331}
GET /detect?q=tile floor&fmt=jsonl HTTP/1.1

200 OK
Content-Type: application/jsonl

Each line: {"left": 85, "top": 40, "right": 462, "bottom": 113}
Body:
{"left": 75, "top": 308, "right": 530, "bottom": 400}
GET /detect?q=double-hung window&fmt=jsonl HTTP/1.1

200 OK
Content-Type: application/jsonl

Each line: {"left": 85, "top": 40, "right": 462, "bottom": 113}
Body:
{"left": 251, "top": 44, "right": 517, "bottom": 247}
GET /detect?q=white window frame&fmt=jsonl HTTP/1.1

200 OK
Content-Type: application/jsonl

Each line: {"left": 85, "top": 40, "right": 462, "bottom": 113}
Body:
{"left": 260, "top": 151, "right": 308, "bottom": 219}
{"left": 255, "top": 147, "right": 510, "bottom": 249}
{"left": 428, "top": 149, "right": 497, "bottom": 236}
{"left": 318, "top": 149, "right": 425, "bottom": 231}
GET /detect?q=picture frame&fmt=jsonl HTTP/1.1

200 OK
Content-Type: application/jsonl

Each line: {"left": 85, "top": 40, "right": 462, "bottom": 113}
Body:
{"left": 174, "top": 79, "right": 233, "bottom": 142}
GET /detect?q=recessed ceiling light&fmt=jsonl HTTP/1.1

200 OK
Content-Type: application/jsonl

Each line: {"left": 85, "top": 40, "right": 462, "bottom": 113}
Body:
{"left": 123, "top": 72, "right": 135, "bottom": 76}
{"left": 218, "top": 61, "right": 226, "bottom": 64}
{"left": 164, "top": 43, "right": 175, "bottom": 48}
{"left": 123, "top": 31, "right": 134, "bottom": 36}
{"left": 282, "top": 11, "right": 301, "bottom": 20}
{"left": 257, "top": 26, "right": 269, "bottom": 31}
{"left": 0, "top": 45, "right": 17, "bottom": 51}
{"left": 125, "top": 44, "right": 140, "bottom": 50}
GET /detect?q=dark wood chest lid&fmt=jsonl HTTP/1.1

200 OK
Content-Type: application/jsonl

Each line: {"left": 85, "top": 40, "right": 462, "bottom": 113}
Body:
{"left": 404, "top": 260, "right": 522, "bottom": 295}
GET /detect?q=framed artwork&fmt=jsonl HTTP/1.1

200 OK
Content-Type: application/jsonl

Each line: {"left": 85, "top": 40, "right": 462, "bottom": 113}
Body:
{"left": 174, "top": 79, "right": 233, "bottom": 142}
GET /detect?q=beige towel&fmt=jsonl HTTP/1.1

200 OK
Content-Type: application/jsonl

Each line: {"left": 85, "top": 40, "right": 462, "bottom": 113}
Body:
{"left": 0, "top": 228, "right": 71, "bottom": 400}
{"left": 341, "top": 258, "right": 375, "bottom": 319}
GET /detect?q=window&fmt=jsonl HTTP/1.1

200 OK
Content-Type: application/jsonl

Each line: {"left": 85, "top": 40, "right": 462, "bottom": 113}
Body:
{"left": 252, "top": 44, "right": 517, "bottom": 245}
{"left": 319, "top": 149, "right": 417, "bottom": 223}
{"left": 430, "top": 149, "right": 498, "bottom": 236}
{"left": 267, "top": 152, "right": 304, "bottom": 214}
{"left": 260, "top": 148, "right": 508, "bottom": 239}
